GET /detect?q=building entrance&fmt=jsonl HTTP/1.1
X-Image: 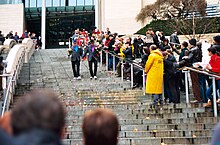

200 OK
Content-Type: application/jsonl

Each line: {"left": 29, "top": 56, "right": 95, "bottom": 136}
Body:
{"left": 25, "top": 4, "right": 95, "bottom": 48}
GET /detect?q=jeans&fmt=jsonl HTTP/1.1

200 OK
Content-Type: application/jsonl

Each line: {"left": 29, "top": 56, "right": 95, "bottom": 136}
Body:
{"left": 198, "top": 74, "right": 207, "bottom": 103}
{"left": 206, "top": 79, "right": 220, "bottom": 102}
{"left": 152, "top": 94, "right": 163, "bottom": 105}
{"left": 108, "top": 54, "right": 113, "bottom": 70}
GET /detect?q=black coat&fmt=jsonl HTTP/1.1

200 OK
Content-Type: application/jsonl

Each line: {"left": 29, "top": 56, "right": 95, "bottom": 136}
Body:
{"left": 82, "top": 45, "right": 99, "bottom": 61}
{"left": 122, "top": 47, "right": 132, "bottom": 60}
{"left": 71, "top": 46, "right": 83, "bottom": 61}
{"left": 184, "top": 46, "right": 202, "bottom": 66}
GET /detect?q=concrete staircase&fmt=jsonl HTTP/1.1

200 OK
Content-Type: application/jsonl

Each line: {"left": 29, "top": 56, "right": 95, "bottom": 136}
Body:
{"left": 12, "top": 49, "right": 219, "bottom": 145}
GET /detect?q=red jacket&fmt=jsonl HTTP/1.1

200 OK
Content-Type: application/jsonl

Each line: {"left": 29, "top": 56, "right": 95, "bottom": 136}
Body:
{"left": 210, "top": 54, "right": 220, "bottom": 73}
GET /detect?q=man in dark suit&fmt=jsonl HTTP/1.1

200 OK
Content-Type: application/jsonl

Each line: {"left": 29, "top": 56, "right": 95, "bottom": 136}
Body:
{"left": 82, "top": 40, "right": 99, "bottom": 80}
{"left": 71, "top": 40, "right": 83, "bottom": 80}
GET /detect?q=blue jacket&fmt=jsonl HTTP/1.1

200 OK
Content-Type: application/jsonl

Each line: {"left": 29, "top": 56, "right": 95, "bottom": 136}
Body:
{"left": 0, "top": 129, "right": 63, "bottom": 145}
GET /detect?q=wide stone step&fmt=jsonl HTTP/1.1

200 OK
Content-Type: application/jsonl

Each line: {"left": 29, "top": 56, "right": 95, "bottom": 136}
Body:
{"left": 65, "top": 112, "right": 214, "bottom": 120}
{"left": 62, "top": 136, "right": 211, "bottom": 145}
{"left": 65, "top": 107, "right": 206, "bottom": 116}
{"left": 64, "top": 123, "right": 215, "bottom": 132}
{"left": 65, "top": 117, "right": 219, "bottom": 126}
{"left": 64, "top": 103, "right": 205, "bottom": 110}
{"left": 62, "top": 129, "right": 212, "bottom": 139}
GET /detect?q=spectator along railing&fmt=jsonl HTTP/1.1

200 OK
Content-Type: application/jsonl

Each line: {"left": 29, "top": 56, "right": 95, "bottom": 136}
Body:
{"left": 183, "top": 67, "right": 220, "bottom": 117}
{"left": 1, "top": 38, "right": 35, "bottom": 116}
{"left": 0, "top": 39, "right": 17, "bottom": 54}
{"left": 100, "top": 49, "right": 146, "bottom": 95}
{"left": 100, "top": 49, "right": 220, "bottom": 117}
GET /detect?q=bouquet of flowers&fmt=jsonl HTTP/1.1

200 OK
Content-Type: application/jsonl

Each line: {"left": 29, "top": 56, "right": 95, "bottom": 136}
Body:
{"left": 67, "top": 48, "right": 72, "bottom": 57}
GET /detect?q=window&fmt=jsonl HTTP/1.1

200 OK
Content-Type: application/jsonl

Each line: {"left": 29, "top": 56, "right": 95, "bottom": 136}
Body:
{"left": 30, "top": 0, "right": 36, "bottom": 7}
{"left": 46, "top": 0, "right": 52, "bottom": 7}
{"left": 77, "top": 0, "right": 84, "bottom": 6}
{"left": 85, "top": 0, "right": 93, "bottom": 5}
{"left": 37, "top": 0, "right": 42, "bottom": 7}
{"left": 69, "top": 0, "right": 76, "bottom": 6}
{"left": 25, "top": 0, "right": 29, "bottom": 7}
{"left": 61, "top": 0, "right": 65, "bottom": 6}
{"left": 53, "top": 0, "right": 59, "bottom": 7}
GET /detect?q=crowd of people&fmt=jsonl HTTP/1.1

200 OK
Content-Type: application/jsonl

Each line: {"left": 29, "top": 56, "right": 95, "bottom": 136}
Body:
{"left": 68, "top": 27, "right": 220, "bottom": 108}
{"left": 0, "top": 30, "right": 42, "bottom": 49}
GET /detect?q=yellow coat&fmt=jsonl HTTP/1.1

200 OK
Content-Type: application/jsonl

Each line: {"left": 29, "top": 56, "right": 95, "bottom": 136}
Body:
{"left": 145, "top": 49, "right": 164, "bottom": 94}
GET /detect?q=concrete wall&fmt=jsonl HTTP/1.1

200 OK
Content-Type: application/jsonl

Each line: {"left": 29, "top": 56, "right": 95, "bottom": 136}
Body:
{"left": 101, "top": 0, "right": 147, "bottom": 35}
{"left": 0, "top": 4, "right": 25, "bottom": 37}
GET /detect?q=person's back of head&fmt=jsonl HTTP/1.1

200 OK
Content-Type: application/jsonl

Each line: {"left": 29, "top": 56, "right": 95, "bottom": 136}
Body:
{"left": 11, "top": 89, "right": 65, "bottom": 136}
{"left": 150, "top": 45, "right": 157, "bottom": 51}
{"left": 82, "top": 109, "right": 119, "bottom": 145}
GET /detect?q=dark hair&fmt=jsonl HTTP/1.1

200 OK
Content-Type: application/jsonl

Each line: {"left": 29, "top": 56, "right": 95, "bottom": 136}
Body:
{"left": 143, "top": 47, "right": 150, "bottom": 55}
{"left": 83, "top": 109, "right": 119, "bottom": 145}
{"left": 197, "top": 42, "right": 202, "bottom": 50}
{"left": 150, "top": 45, "right": 157, "bottom": 50}
{"left": 182, "top": 41, "right": 188, "bottom": 48}
{"left": 11, "top": 89, "right": 65, "bottom": 136}
{"left": 208, "top": 47, "right": 216, "bottom": 55}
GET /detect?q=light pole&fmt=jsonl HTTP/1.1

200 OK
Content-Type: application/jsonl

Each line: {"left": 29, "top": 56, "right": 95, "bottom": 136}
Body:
{"left": 41, "top": 0, "right": 46, "bottom": 49}
{"left": 192, "top": 0, "right": 197, "bottom": 38}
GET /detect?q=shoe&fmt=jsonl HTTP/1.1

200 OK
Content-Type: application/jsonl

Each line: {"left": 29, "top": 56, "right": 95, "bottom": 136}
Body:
{"left": 94, "top": 76, "right": 97, "bottom": 80}
{"left": 77, "top": 76, "right": 81, "bottom": 80}
{"left": 191, "top": 100, "right": 202, "bottom": 104}
{"left": 90, "top": 77, "right": 93, "bottom": 80}
{"left": 73, "top": 77, "right": 77, "bottom": 80}
{"left": 204, "top": 100, "right": 212, "bottom": 107}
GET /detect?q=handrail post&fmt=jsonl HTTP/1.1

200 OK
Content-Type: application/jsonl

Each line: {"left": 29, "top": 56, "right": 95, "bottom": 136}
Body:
{"left": 121, "top": 61, "right": 124, "bottom": 81}
{"left": 113, "top": 55, "right": 116, "bottom": 74}
{"left": 100, "top": 49, "right": 103, "bottom": 69}
{"left": 106, "top": 51, "right": 108, "bottom": 71}
{"left": 162, "top": 80, "right": 164, "bottom": 101}
{"left": 2, "top": 76, "right": 7, "bottom": 101}
{"left": 212, "top": 77, "right": 218, "bottom": 117}
{"left": 131, "top": 63, "right": 134, "bottom": 87}
{"left": 183, "top": 69, "right": 189, "bottom": 104}
{"left": 142, "top": 69, "right": 145, "bottom": 95}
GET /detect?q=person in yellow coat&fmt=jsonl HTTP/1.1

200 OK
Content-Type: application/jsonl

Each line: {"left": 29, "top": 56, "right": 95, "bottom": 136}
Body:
{"left": 145, "top": 45, "right": 164, "bottom": 105}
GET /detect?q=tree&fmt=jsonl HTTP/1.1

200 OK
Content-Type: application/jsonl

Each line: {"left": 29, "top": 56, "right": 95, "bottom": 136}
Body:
{"left": 136, "top": 0, "right": 207, "bottom": 23}
{"left": 136, "top": 0, "right": 210, "bottom": 38}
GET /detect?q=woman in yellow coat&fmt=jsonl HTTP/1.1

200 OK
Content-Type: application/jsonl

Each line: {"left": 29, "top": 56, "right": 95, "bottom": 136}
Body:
{"left": 145, "top": 45, "right": 164, "bottom": 105}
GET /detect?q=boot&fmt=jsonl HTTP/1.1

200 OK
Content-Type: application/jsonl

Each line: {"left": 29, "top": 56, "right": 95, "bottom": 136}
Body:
{"left": 204, "top": 100, "right": 212, "bottom": 107}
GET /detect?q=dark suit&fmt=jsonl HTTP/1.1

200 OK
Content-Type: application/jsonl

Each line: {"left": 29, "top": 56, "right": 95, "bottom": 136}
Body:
{"left": 82, "top": 44, "right": 99, "bottom": 77}
{"left": 71, "top": 46, "right": 83, "bottom": 77}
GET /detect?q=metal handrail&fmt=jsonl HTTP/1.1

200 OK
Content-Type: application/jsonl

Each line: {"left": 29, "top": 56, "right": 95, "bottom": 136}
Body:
{"left": 1, "top": 77, "right": 13, "bottom": 116}
{"left": 100, "top": 49, "right": 146, "bottom": 94}
{"left": 1, "top": 49, "right": 25, "bottom": 116}
{"left": 183, "top": 66, "right": 220, "bottom": 117}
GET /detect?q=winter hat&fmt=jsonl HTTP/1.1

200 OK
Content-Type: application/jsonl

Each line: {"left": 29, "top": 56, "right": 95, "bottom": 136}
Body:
{"left": 213, "top": 35, "right": 220, "bottom": 43}
{"left": 189, "top": 38, "right": 197, "bottom": 46}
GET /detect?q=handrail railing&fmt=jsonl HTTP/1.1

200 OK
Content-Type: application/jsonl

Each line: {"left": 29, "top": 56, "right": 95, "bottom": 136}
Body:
{"left": 100, "top": 49, "right": 146, "bottom": 95}
{"left": 183, "top": 66, "right": 220, "bottom": 117}
{"left": 100, "top": 48, "right": 220, "bottom": 114}
{"left": 1, "top": 49, "right": 25, "bottom": 116}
